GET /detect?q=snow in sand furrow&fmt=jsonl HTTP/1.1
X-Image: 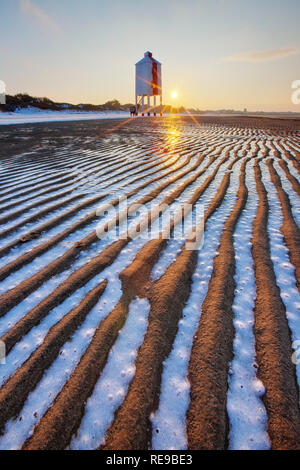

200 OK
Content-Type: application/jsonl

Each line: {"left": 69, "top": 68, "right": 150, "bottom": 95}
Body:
{"left": 150, "top": 148, "right": 238, "bottom": 280}
{"left": 0, "top": 153, "right": 182, "bottom": 246}
{"left": 0, "top": 198, "right": 106, "bottom": 272}
{"left": 151, "top": 159, "right": 242, "bottom": 450}
{"left": 0, "top": 235, "right": 116, "bottom": 338}
{"left": 0, "top": 150, "right": 165, "bottom": 237}
{"left": 0, "top": 246, "right": 143, "bottom": 449}
{"left": 0, "top": 271, "right": 72, "bottom": 379}
{"left": 74, "top": 154, "right": 167, "bottom": 194}
{"left": 1, "top": 153, "right": 178, "bottom": 253}
{"left": 275, "top": 141, "right": 300, "bottom": 179}
{"left": 0, "top": 180, "right": 83, "bottom": 214}
{"left": 0, "top": 123, "right": 295, "bottom": 451}
{"left": 0, "top": 144, "right": 120, "bottom": 178}
{"left": 286, "top": 139, "right": 300, "bottom": 153}
{"left": 0, "top": 160, "right": 78, "bottom": 184}
{"left": 0, "top": 146, "right": 147, "bottom": 208}
{"left": 0, "top": 143, "right": 216, "bottom": 414}
{"left": 0, "top": 212, "right": 167, "bottom": 449}
{"left": 83, "top": 152, "right": 185, "bottom": 196}
{"left": 0, "top": 148, "right": 103, "bottom": 179}
{"left": 0, "top": 196, "right": 87, "bottom": 239}
{"left": 0, "top": 187, "right": 76, "bottom": 219}
{"left": 0, "top": 172, "right": 68, "bottom": 195}
{"left": 274, "top": 160, "right": 300, "bottom": 227}
{"left": 70, "top": 297, "right": 150, "bottom": 450}
{"left": 0, "top": 152, "right": 154, "bottom": 213}
{"left": 227, "top": 160, "right": 270, "bottom": 450}
{"left": 281, "top": 139, "right": 300, "bottom": 156}
{"left": 260, "top": 160, "right": 300, "bottom": 387}
{"left": 0, "top": 153, "right": 208, "bottom": 293}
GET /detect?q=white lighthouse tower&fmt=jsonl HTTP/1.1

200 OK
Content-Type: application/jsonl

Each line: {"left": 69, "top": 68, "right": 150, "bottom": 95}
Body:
{"left": 135, "top": 51, "right": 162, "bottom": 116}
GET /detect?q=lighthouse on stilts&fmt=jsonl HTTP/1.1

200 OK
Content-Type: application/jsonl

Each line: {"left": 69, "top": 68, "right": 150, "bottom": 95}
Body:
{"left": 135, "top": 51, "right": 162, "bottom": 116}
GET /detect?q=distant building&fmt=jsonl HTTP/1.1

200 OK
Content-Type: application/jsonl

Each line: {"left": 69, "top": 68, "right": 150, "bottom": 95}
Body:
{"left": 0, "top": 80, "right": 6, "bottom": 105}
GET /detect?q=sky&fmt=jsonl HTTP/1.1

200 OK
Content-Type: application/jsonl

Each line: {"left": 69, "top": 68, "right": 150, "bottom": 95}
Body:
{"left": 0, "top": 0, "right": 299, "bottom": 112}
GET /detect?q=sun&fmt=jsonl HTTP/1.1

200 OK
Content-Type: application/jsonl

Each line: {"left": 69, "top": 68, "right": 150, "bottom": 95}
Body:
{"left": 171, "top": 90, "right": 178, "bottom": 99}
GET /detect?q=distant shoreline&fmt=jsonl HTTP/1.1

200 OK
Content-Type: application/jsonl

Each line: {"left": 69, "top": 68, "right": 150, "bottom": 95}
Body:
{"left": 1, "top": 93, "right": 299, "bottom": 120}
{"left": 1, "top": 110, "right": 300, "bottom": 129}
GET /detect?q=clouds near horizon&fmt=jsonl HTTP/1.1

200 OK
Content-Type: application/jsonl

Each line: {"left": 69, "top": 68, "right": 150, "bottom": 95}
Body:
{"left": 223, "top": 46, "right": 300, "bottom": 63}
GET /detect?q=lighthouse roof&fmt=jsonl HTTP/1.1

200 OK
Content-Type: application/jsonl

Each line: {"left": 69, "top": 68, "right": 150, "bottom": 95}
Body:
{"left": 136, "top": 51, "right": 161, "bottom": 66}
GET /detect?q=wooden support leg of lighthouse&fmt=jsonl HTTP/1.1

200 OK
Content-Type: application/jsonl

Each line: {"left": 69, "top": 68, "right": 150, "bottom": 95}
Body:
{"left": 135, "top": 94, "right": 138, "bottom": 116}
{"left": 160, "top": 95, "right": 162, "bottom": 116}
{"left": 141, "top": 95, "right": 144, "bottom": 116}
{"left": 153, "top": 96, "right": 156, "bottom": 116}
{"left": 147, "top": 96, "right": 150, "bottom": 116}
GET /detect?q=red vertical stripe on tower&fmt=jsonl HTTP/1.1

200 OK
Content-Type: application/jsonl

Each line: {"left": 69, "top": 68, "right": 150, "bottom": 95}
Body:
{"left": 152, "top": 62, "right": 158, "bottom": 95}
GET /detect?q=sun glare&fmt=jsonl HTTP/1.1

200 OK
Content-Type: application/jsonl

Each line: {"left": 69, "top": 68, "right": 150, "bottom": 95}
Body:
{"left": 171, "top": 91, "right": 178, "bottom": 99}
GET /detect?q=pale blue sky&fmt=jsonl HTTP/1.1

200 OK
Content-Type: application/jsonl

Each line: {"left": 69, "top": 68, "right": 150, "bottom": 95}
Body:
{"left": 0, "top": 0, "right": 299, "bottom": 111}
